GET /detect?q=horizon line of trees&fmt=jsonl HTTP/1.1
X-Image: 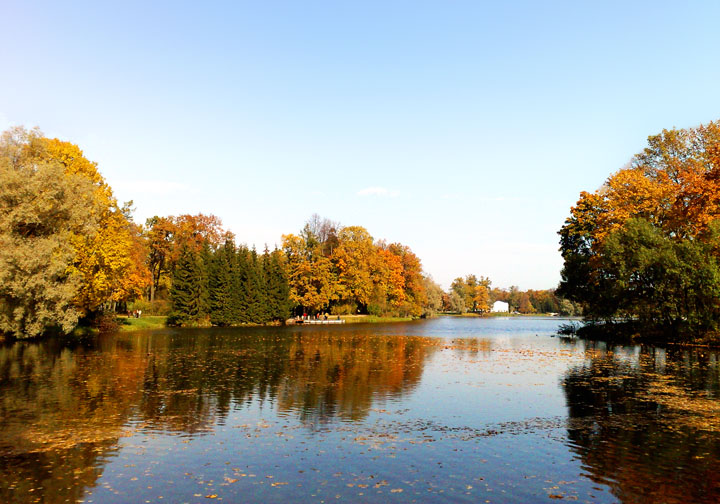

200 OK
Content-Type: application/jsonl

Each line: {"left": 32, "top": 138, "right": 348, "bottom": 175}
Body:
{"left": 2, "top": 124, "right": 569, "bottom": 339}
{"left": 442, "top": 274, "right": 581, "bottom": 315}
{"left": 0, "top": 126, "right": 450, "bottom": 337}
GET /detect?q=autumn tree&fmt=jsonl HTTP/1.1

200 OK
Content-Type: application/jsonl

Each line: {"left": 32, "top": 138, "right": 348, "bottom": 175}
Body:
{"left": 145, "top": 213, "right": 228, "bottom": 303}
{"left": 559, "top": 120, "right": 720, "bottom": 334}
{"left": 387, "top": 243, "right": 426, "bottom": 317}
{"left": 283, "top": 216, "right": 430, "bottom": 318}
{"left": 446, "top": 291, "right": 466, "bottom": 313}
{"left": 35, "top": 136, "right": 150, "bottom": 313}
{"left": 0, "top": 128, "right": 99, "bottom": 337}
{"left": 282, "top": 233, "right": 337, "bottom": 313}
{"left": 422, "top": 276, "right": 444, "bottom": 317}
{"left": 376, "top": 246, "right": 407, "bottom": 310}
{"left": 473, "top": 284, "right": 491, "bottom": 312}
{"left": 144, "top": 216, "right": 176, "bottom": 302}
{"left": 518, "top": 292, "right": 535, "bottom": 314}
{"left": 304, "top": 213, "right": 340, "bottom": 256}
{"left": 451, "top": 278, "right": 570, "bottom": 315}
{"left": 172, "top": 214, "right": 227, "bottom": 257}
{"left": 333, "top": 226, "right": 377, "bottom": 310}
{"left": 450, "top": 275, "right": 491, "bottom": 312}
{"left": 450, "top": 278, "right": 468, "bottom": 313}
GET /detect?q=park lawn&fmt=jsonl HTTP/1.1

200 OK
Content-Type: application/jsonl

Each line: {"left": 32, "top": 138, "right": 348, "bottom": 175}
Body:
{"left": 339, "top": 314, "right": 413, "bottom": 324}
{"left": 117, "top": 316, "right": 168, "bottom": 332}
{"left": 115, "top": 314, "right": 415, "bottom": 331}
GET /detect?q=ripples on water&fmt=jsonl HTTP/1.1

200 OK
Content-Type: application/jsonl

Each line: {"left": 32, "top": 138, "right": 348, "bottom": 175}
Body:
{"left": 1, "top": 317, "right": 719, "bottom": 503}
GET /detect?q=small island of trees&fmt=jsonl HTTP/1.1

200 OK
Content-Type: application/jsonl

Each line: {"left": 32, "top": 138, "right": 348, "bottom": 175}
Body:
{"left": 559, "top": 120, "right": 720, "bottom": 341}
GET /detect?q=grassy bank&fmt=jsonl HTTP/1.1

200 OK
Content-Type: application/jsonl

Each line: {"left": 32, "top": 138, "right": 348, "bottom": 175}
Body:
{"left": 339, "top": 314, "right": 413, "bottom": 324}
{"left": 116, "top": 315, "right": 417, "bottom": 330}
{"left": 117, "top": 316, "right": 168, "bottom": 332}
{"left": 114, "top": 314, "right": 413, "bottom": 332}
{"left": 441, "top": 312, "right": 570, "bottom": 318}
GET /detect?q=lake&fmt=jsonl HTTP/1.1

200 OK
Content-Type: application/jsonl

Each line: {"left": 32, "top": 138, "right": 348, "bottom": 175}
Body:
{"left": 1, "top": 317, "right": 719, "bottom": 503}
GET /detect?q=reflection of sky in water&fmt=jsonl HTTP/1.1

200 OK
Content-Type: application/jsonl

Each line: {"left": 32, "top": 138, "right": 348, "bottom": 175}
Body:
{"left": 2, "top": 317, "right": 720, "bottom": 503}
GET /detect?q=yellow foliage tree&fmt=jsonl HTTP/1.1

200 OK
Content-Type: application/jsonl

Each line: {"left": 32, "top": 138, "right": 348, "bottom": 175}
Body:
{"left": 473, "top": 284, "right": 490, "bottom": 312}
{"left": 376, "top": 248, "right": 406, "bottom": 308}
{"left": 34, "top": 137, "right": 150, "bottom": 312}
{"left": 332, "top": 226, "right": 377, "bottom": 307}
{"left": 282, "top": 234, "right": 337, "bottom": 312}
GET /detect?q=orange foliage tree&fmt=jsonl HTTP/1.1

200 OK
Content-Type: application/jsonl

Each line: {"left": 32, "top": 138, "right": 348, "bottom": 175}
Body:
{"left": 559, "top": 121, "right": 720, "bottom": 330}
{"left": 144, "top": 213, "right": 229, "bottom": 302}
{"left": 282, "top": 217, "right": 431, "bottom": 317}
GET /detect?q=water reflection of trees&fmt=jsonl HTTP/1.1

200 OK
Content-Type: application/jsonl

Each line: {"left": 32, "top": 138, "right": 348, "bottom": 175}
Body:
{"left": 0, "top": 338, "right": 142, "bottom": 503}
{"left": 280, "top": 333, "right": 432, "bottom": 423}
{"left": 134, "top": 329, "right": 438, "bottom": 426}
{"left": 561, "top": 342, "right": 720, "bottom": 503}
{"left": 0, "top": 328, "right": 438, "bottom": 502}
{"left": 446, "top": 337, "right": 494, "bottom": 359}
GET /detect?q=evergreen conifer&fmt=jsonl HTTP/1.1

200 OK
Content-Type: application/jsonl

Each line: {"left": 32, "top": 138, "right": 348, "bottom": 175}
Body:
{"left": 198, "top": 241, "right": 212, "bottom": 316}
{"left": 268, "top": 248, "right": 291, "bottom": 322}
{"left": 246, "top": 247, "right": 265, "bottom": 323}
{"left": 234, "top": 246, "right": 251, "bottom": 323}
{"left": 209, "top": 240, "right": 233, "bottom": 325}
{"left": 170, "top": 245, "right": 206, "bottom": 324}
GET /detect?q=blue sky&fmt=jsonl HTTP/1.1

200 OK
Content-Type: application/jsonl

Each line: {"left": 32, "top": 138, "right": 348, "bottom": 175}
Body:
{"left": 3, "top": 1, "right": 720, "bottom": 289}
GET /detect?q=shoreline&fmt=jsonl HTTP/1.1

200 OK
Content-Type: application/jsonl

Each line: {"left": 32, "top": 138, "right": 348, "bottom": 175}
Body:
{"left": 114, "top": 314, "right": 417, "bottom": 333}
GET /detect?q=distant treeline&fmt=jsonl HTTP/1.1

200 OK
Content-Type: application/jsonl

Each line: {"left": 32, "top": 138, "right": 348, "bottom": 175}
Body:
{"left": 281, "top": 215, "right": 443, "bottom": 318}
{"left": 442, "top": 274, "right": 581, "bottom": 315}
{"left": 1, "top": 125, "right": 576, "bottom": 339}
{"left": 0, "top": 126, "right": 449, "bottom": 337}
{"left": 164, "top": 214, "right": 445, "bottom": 325}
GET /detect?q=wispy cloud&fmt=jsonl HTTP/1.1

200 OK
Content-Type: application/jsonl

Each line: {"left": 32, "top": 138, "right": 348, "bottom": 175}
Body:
{"left": 357, "top": 186, "right": 400, "bottom": 197}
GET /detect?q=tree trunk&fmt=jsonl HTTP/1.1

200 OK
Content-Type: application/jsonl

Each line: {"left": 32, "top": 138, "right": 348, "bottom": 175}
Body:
{"left": 150, "top": 270, "right": 156, "bottom": 302}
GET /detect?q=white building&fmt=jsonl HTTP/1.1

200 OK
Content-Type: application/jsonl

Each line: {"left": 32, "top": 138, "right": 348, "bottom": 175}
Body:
{"left": 492, "top": 300, "right": 509, "bottom": 313}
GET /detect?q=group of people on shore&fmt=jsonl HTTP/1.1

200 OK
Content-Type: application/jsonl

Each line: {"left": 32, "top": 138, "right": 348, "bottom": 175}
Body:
{"left": 297, "top": 313, "right": 341, "bottom": 321}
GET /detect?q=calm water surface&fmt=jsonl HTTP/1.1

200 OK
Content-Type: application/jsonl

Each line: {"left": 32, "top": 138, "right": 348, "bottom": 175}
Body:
{"left": 1, "top": 317, "right": 719, "bottom": 503}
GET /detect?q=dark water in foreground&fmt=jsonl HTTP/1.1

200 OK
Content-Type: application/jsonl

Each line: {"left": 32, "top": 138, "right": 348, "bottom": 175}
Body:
{"left": 1, "top": 317, "right": 720, "bottom": 503}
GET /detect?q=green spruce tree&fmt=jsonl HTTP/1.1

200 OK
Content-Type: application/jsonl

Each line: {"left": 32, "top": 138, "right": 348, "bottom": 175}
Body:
{"left": 209, "top": 240, "right": 234, "bottom": 326}
{"left": 170, "top": 245, "right": 206, "bottom": 325}
{"left": 234, "top": 246, "right": 251, "bottom": 323}
{"left": 261, "top": 247, "right": 275, "bottom": 321}
{"left": 198, "top": 241, "right": 212, "bottom": 316}
{"left": 268, "top": 248, "right": 291, "bottom": 322}
{"left": 246, "top": 247, "right": 266, "bottom": 323}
